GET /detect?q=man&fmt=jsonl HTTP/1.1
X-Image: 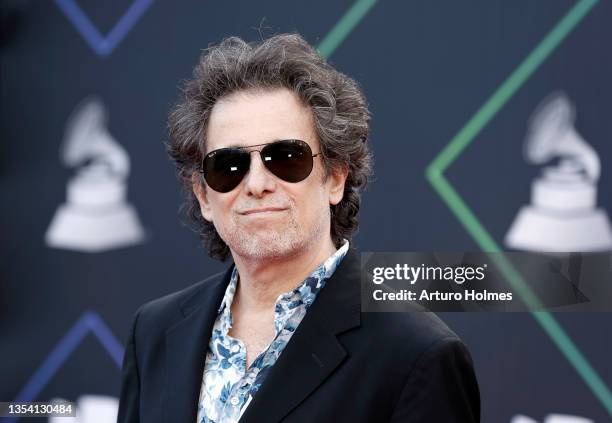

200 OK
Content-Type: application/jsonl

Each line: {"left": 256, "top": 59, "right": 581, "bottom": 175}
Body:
{"left": 117, "top": 33, "right": 480, "bottom": 423}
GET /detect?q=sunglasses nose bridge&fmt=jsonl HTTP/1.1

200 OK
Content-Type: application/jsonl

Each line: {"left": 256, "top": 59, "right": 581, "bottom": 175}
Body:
{"left": 245, "top": 148, "right": 263, "bottom": 170}
{"left": 246, "top": 147, "right": 275, "bottom": 170}
{"left": 242, "top": 149, "right": 277, "bottom": 194}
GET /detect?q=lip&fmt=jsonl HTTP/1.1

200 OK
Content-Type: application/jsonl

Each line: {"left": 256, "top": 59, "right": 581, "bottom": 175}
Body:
{"left": 240, "top": 207, "right": 288, "bottom": 215}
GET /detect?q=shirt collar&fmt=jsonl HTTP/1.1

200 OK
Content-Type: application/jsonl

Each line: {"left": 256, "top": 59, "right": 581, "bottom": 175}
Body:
{"left": 217, "top": 239, "right": 350, "bottom": 316}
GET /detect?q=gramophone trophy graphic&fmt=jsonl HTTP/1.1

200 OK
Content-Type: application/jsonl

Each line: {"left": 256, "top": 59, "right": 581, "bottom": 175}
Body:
{"left": 45, "top": 98, "right": 145, "bottom": 252}
{"left": 49, "top": 395, "right": 118, "bottom": 422}
{"left": 505, "top": 92, "right": 612, "bottom": 253}
{"left": 512, "top": 413, "right": 593, "bottom": 423}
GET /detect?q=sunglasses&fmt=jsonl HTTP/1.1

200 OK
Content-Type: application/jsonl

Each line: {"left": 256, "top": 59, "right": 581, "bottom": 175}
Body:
{"left": 200, "top": 139, "right": 321, "bottom": 193}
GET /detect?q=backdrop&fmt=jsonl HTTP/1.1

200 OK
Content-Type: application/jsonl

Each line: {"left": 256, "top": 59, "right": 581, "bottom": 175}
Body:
{"left": 1, "top": 0, "right": 611, "bottom": 422}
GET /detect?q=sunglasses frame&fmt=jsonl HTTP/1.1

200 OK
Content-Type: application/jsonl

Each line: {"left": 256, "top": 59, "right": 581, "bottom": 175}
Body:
{"left": 199, "top": 139, "right": 321, "bottom": 192}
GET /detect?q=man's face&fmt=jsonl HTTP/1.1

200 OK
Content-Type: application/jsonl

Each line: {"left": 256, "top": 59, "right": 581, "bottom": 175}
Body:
{"left": 192, "top": 88, "right": 347, "bottom": 261}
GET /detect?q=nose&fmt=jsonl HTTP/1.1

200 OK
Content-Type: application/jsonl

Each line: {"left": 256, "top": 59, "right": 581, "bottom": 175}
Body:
{"left": 242, "top": 150, "right": 277, "bottom": 198}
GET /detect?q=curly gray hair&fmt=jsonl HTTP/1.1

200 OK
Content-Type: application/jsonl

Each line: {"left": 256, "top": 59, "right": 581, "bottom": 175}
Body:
{"left": 166, "top": 33, "right": 372, "bottom": 261}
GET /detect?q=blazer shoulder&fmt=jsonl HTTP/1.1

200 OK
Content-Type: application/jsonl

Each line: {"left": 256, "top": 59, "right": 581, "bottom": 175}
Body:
{"left": 135, "top": 269, "right": 228, "bottom": 335}
{"left": 343, "top": 247, "right": 465, "bottom": 355}
{"left": 361, "top": 310, "right": 463, "bottom": 355}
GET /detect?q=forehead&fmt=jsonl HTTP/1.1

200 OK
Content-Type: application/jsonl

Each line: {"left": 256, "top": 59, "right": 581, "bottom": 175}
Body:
{"left": 205, "top": 88, "right": 319, "bottom": 153}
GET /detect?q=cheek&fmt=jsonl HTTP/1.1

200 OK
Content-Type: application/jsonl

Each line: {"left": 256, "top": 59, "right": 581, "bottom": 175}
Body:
{"left": 208, "top": 195, "right": 236, "bottom": 226}
{"left": 294, "top": 186, "right": 329, "bottom": 222}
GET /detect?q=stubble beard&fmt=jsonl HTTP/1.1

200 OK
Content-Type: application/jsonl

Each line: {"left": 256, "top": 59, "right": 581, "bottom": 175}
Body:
{"left": 221, "top": 205, "right": 330, "bottom": 262}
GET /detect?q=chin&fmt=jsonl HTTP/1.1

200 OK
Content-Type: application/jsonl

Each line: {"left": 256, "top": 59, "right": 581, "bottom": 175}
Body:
{"left": 221, "top": 214, "right": 328, "bottom": 260}
{"left": 233, "top": 244, "right": 299, "bottom": 261}
{"left": 227, "top": 231, "right": 307, "bottom": 260}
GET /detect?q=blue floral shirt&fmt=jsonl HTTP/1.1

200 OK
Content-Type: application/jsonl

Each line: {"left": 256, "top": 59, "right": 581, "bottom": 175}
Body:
{"left": 196, "top": 240, "right": 349, "bottom": 423}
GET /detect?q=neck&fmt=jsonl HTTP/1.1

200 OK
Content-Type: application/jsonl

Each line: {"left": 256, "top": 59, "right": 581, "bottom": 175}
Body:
{"left": 230, "top": 237, "right": 339, "bottom": 314}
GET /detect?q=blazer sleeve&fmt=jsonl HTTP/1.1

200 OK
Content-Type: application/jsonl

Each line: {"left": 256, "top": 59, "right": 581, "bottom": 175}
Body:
{"left": 389, "top": 336, "right": 481, "bottom": 422}
{"left": 116, "top": 307, "right": 143, "bottom": 423}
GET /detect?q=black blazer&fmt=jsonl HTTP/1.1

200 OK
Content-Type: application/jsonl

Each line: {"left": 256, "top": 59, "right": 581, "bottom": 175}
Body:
{"left": 117, "top": 246, "right": 480, "bottom": 422}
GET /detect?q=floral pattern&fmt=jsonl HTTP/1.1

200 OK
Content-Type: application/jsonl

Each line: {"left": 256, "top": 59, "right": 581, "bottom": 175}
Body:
{"left": 196, "top": 240, "right": 349, "bottom": 423}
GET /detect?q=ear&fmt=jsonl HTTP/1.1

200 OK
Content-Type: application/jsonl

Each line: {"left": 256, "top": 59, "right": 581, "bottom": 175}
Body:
{"left": 328, "top": 165, "right": 349, "bottom": 206}
{"left": 191, "top": 172, "right": 214, "bottom": 222}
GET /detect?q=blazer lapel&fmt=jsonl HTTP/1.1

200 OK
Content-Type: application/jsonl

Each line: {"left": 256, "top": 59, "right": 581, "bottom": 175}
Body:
{"left": 164, "top": 267, "right": 232, "bottom": 423}
{"left": 240, "top": 246, "right": 362, "bottom": 423}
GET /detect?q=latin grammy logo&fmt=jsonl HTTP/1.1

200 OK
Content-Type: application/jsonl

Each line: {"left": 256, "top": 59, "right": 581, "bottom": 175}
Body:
{"left": 45, "top": 97, "right": 146, "bottom": 252}
{"left": 505, "top": 92, "right": 612, "bottom": 253}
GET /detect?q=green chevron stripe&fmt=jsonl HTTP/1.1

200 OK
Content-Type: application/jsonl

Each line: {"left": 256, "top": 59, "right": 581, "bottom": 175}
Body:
{"left": 317, "top": 0, "right": 378, "bottom": 59}
{"left": 426, "top": 0, "right": 612, "bottom": 415}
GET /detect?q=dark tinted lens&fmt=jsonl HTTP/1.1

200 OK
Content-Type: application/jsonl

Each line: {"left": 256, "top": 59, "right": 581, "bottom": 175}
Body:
{"left": 261, "top": 140, "right": 313, "bottom": 183}
{"left": 202, "top": 148, "right": 250, "bottom": 192}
